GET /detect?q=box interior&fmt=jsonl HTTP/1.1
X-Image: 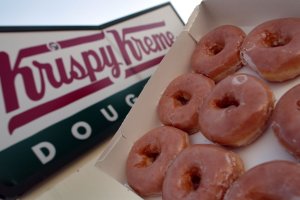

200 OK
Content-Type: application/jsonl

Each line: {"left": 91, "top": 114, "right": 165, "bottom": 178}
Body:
{"left": 96, "top": 0, "right": 300, "bottom": 199}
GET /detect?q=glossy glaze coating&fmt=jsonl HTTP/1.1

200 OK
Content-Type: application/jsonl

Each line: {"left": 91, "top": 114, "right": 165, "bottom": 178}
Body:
{"left": 158, "top": 73, "right": 214, "bottom": 134}
{"left": 126, "top": 126, "right": 189, "bottom": 197}
{"left": 191, "top": 25, "right": 246, "bottom": 82}
{"left": 241, "top": 18, "right": 300, "bottom": 82}
{"left": 272, "top": 84, "right": 300, "bottom": 159}
{"left": 162, "top": 144, "right": 244, "bottom": 200}
{"left": 224, "top": 160, "right": 300, "bottom": 200}
{"left": 199, "top": 74, "right": 274, "bottom": 147}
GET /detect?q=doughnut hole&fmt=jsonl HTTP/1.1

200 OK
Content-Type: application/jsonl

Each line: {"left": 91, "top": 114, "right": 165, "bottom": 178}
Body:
{"left": 182, "top": 167, "right": 201, "bottom": 191}
{"left": 262, "top": 31, "right": 291, "bottom": 47}
{"left": 296, "top": 100, "right": 300, "bottom": 111}
{"left": 206, "top": 42, "right": 225, "bottom": 56}
{"left": 136, "top": 144, "right": 161, "bottom": 168}
{"left": 214, "top": 94, "right": 240, "bottom": 109}
{"left": 173, "top": 91, "right": 191, "bottom": 107}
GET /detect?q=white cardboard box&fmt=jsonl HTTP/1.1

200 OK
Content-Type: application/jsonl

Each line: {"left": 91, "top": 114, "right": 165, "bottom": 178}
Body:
{"left": 96, "top": 0, "right": 300, "bottom": 199}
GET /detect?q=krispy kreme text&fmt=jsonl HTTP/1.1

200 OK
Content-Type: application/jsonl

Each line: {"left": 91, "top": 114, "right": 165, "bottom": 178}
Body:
{"left": 0, "top": 21, "right": 175, "bottom": 134}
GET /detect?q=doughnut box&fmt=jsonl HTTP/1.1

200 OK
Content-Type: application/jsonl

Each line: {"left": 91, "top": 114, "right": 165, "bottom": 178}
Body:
{"left": 96, "top": 0, "right": 300, "bottom": 199}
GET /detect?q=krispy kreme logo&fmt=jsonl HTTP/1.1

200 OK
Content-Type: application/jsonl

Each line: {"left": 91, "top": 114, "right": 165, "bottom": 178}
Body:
{"left": 0, "top": 21, "right": 175, "bottom": 135}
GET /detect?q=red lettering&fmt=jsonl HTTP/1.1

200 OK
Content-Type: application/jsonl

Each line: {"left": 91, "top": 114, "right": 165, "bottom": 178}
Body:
{"left": 0, "top": 21, "right": 175, "bottom": 134}
{"left": 0, "top": 52, "right": 45, "bottom": 113}
{"left": 108, "top": 21, "right": 174, "bottom": 66}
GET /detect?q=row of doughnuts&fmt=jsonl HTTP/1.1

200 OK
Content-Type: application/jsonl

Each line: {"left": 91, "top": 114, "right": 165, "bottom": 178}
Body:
{"left": 127, "top": 126, "right": 300, "bottom": 199}
{"left": 159, "top": 73, "right": 275, "bottom": 147}
{"left": 191, "top": 18, "right": 300, "bottom": 83}
{"left": 125, "top": 18, "right": 300, "bottom": 200}
{"left": 194, "top": 18, "right": 300, "bottom": 157}
{"left": 159, "top": 17, "right": 300, "bottom": 153}
{"left": 126, "top": 126, "right": 245, "bottom": 199}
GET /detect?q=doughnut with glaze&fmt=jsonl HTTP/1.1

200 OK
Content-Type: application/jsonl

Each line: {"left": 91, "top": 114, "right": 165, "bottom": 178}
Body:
{"left": 198, "top": 73, "right": 274, "bottom": 147}
{"left": 224, "top": 160, "right": 300, "bottom": 200}
{"left": 126, "top": 126, "right": 189, "bottom": 197}
{"left": 157, "top": 73, "right": 214, "bottom": 134}
{"left": 162, "top": 144, "right": 244, "bottom": 200}
{"left": 241, "top": 18, "right": 300, "bottom": 82}
{"left": 191, "top": 25, "right": 246, "bottom": 82}
{"left": 272, "top": 84, "right": 300, "bottom": 159}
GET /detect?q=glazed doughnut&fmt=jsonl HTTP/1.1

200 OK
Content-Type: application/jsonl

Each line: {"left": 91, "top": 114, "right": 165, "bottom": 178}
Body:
{"left": 198, "top": 73, "right": 274, "bottom": 147}
{"left": 126, "top": 126, "right": 189, "bottom": 197}
{"left": 191, "top": 25, "right": 246, "bottom": 82}
{"left": 272, "top": 84, "right": 300, "bottom": 159}
{"left": 162, "top": 144, "right": 244, "bottom": 200}
{"left": 224, "top": 160, "right": 300, "bottom": 200}
{"left": 158, "top": 73, "right": 214, "bottom": 134}
{"left": 241, "top": 18, "right": 300, "bottom": 82}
